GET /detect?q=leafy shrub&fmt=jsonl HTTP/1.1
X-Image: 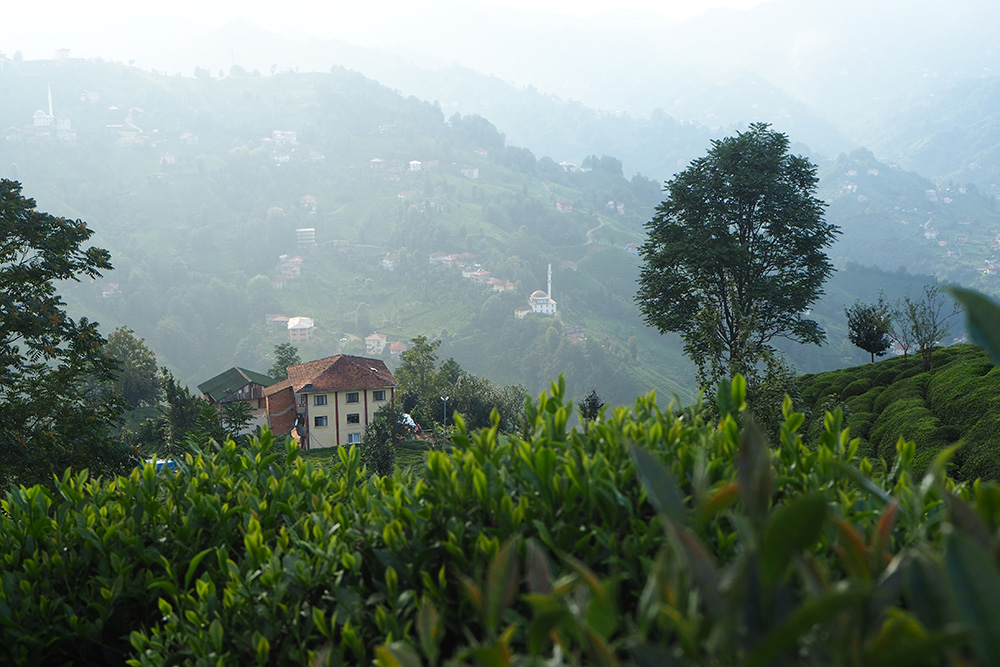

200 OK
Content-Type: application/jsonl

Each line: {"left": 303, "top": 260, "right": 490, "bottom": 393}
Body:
{"left": 871, "top": 374, "right": 925, "bottom": 413}
{"left": 846, "top": 410, "right": 876, "bottom": 438}
{"left": 3, "top": 377, "right": 1000, "bottom": 665}
{"left": 840, "top": 377, "right": 872, "bottom": 399}
{"left": 845, "top": 387, "right": 879, "bottom": 413}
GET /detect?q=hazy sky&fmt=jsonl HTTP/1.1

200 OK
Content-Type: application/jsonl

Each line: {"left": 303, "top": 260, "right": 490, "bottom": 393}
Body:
{"left": 3, "top": 0, "right": 774, "bottom": 63}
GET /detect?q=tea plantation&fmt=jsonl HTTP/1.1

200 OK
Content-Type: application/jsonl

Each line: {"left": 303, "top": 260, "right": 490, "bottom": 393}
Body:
{"left": 796, "top": 343, "right": 1000, "bottom": 482}
{"left": 3, "top": 377, "right": 1000, "bottom": 665}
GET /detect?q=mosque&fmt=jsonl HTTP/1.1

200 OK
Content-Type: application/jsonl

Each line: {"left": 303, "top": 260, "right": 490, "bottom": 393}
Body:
{"left": 515, "top": 264, "right": 558, "bottom": 319}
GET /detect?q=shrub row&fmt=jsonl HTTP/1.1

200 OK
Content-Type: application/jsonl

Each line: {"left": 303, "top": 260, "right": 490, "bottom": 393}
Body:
{"left": 798, "top": 345, "right": 1000, "bottom": 481}
{"left": 3, "top": 378, "right": 1000, "bottom": 664}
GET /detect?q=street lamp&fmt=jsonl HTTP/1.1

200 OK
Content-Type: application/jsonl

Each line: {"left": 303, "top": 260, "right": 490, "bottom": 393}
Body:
{"left": 441, "top": 395, "right": 449, "bottom": 430}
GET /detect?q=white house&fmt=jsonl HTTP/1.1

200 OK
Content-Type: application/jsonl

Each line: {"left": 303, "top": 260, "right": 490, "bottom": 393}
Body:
{"left": 288, "top": 316, "right": 315, "bottom": 344}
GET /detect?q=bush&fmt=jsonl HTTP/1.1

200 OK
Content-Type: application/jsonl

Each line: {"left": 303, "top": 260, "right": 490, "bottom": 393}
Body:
{"left": 840, "top": 377, "right": 872, "bottom": 400}
{"left": 3, "top": 378, "right": 1000, "bottom": 665}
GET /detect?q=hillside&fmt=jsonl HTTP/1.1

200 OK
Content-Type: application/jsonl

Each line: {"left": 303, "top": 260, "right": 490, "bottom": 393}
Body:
{"left": 0, "top": 58, "right": 693, "bottom": 405}
{"left": 818, "top": 148, "right": 1000, "bottom": 291}
{"left": 796, "top": 344, "right": 1000, "bottom": 482}
{"left": 4, "top": 56, "right": 998, "bottom": 404}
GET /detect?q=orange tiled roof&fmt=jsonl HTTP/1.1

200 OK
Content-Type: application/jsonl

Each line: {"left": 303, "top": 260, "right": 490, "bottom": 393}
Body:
{"left": 287, "top": 355, "right": 398, "bottom": 393}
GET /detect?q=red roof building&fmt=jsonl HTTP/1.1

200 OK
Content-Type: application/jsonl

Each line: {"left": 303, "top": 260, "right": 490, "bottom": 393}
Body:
{"left": 264, "top": 355, "right": 399, "bottom": 450}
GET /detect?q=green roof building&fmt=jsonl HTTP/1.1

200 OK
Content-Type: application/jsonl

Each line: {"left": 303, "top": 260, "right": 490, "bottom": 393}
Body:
{"left": 198, "top": 367, "right": 277, "bottom": 410}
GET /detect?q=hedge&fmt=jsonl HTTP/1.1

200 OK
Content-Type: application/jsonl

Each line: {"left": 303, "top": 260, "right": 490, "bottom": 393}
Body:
{"left": 3, "top": 378, "right": 1000, "bottom": 665}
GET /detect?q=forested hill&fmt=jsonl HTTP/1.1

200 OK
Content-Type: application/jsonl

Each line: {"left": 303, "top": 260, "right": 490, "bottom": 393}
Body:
{"left": 0, "top": 58, "right": 693, "bottom": 405}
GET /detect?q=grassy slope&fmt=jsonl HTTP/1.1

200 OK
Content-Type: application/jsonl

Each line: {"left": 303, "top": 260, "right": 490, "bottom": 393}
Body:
{"left": 796, "top": 344, "right": 1000, "bottom": 481}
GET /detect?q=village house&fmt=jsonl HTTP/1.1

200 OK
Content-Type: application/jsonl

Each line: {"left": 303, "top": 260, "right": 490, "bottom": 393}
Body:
{"left": 198, "top": 367, "right": 277, "bottom": 434}
{"left": 365, "top": 332, "right": 388, "bottom": 354}
{"left": 467, "top": 269, "right": 492, "bottom": 284}
{"left": 288, "top": 316, "right": 315, "bottom": 343}
{"left": 390, "top": 341, "right": 408, "bottom": 360}
{"left": 272, "top": 130, "right": 297, "bottom": 146}
{"left": 198, "top": 367, "right": 276, "bottom": 412}
{"left": 264, "top": 355, "right": 399, "bottom": 449}
{"left": 296, "top": 228, "right": 316, "bottom": 248}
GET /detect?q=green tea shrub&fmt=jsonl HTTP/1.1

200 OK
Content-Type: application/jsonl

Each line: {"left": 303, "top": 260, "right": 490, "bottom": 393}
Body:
{"left": 871, "top": 374, "right": 925, "bottom": 413}
{"left": 872, "top": 364, "right": 902, "bottom": 386}
{"left": 846, "top": 410, "right": 876, "bottom": 438}
{"left": 845, "top": 387, "right": 879, "bottom": 413}
{"left": 3, "top": 377, "right": 1000, "bottom": 665}
{"left": 869, "top": 398, "right": 958, "bottom": 462}
{"left": 840, "top": 377, "right": 872, "bottom": 399}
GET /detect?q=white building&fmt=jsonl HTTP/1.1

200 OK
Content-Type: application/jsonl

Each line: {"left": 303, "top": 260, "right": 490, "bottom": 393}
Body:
{"left": 288, "top": 316, "right": 315, "bottom": 344}
{"left": 296, "top": 228, "right": 316, "bottom": 248}
{"left": 516, "top": 264, "right": 558, "bottom": 318}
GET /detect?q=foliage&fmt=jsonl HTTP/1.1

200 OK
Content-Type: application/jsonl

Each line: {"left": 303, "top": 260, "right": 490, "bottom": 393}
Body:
{"left": 5, "top": 377, "right": 1000, "bottom": 665}
{"left": 103, "top": 326, "right": 160, "bottom": 408}
{"left": 845, "top": 295, "right": 893, "bottom": 363}
{"left": 220, "top": 401, "right": 255, "bottom": 437}
{"left": 397, "top": 335, "right": 525, "bottom": 432}
{"left": 0, "top": 179, "right": 132, "bottom": 488}
{"left": 796, "top": 344, "right": 1000, "bottom": 481}
{"left": 396, "top": 335, "right": 442, "bottom": 412}
{"left": 577, "top": 387, "right": 605, "bottom": 421}
{"left": 361, "top": 402, "right": 406, "bottom": 477}
{"left": 898, "top": 283, "right": 961, "bottom": 371}
{"left": 157, "top": 367, "right": 204, "bottom": 453}
{"left": 267, "top": 343, "right": 301, "bottom": 381}
{"left": 132, "top": 368, "right": 241, "bottom": 457}
{"left": 447, "top": 372, "right": 527, "bottom": 433}
{"left": 636, "top": 123, "right": 838, "bottom": 387}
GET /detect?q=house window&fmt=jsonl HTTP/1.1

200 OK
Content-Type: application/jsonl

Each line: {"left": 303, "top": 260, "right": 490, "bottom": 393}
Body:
{"left": 314, "top": 415, "right": 328, "bottom": 427}
{"left": 347, "top": 413, "right": 360, "bottom": 424}
{"left": 373, "top": 390, "right": 386, "bottom": 402}
{"left": 314, "top": 395, "right": 327, "bottom": 406}
{"left": 346, "top": 392, "right": 359, "bottom": 403}
{"left": 347, "top": 432, "right": 361, "bottom": 445}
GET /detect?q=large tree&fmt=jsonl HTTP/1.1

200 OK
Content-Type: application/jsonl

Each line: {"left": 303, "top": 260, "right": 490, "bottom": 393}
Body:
{"left": 636, "top": 123, "right": 838, "bottom": 386}
{"left": 268, "top": 342, "right": 301, "bottom": 381}
{"left": 0, "top": 179, "right": 132, "bottom": 486}
{"left": 104, "top": 326, "right": 160, "bottom": 408}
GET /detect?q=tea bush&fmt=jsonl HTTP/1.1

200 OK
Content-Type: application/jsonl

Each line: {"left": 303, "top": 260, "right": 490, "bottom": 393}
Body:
{"left": 799, "top": 344, "right": 1000, "bottom": 482}
{"left": 3, "top": 377, "right": 1000, "bottom": 665}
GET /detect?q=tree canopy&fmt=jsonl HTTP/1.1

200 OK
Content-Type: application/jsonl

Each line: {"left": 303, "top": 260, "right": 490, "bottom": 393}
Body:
{"left": 268, "top": 342, "right": 301, "bottom": 381}
{"left": 0, "top": 179, "right": 132, "bottom": 486}
{"left": 104, "top": 326, "right": 160, "bottom": 408}
{"left": 846, "top": 297, "right": 893, "bottom": 363}
{"left": 636, "top": 123, "right": 838, "bottom": 386}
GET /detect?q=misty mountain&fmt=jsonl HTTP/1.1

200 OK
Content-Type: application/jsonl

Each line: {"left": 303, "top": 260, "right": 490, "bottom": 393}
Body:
{"left": 2, "top": 43, "right": 997, "bottom": 402}
{"left": 857, "top": 77, "right": 1000, "bottom": 194}
{"left": 0, "top": 58, "right": 695, "bottom": 405}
